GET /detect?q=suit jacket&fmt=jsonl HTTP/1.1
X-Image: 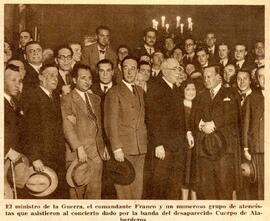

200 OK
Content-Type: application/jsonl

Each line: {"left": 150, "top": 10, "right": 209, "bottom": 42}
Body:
{"left": 234, "top": 59, "right": 256, "bottom": 73}
{"left": 207, "top": 46, "right": 219, "bottom": 64}
{"left": 4, "top": 98, "right": 23, "bottom": 156}
{"left": 23, "top": 62, "right": 41, "bottom": 92}
{"left": 81, "top": 43, "right": 117, "bottom": 82}
{"left": 183, "top": 54, "right": 199, "bottom": 67}
{"left": 21, "top": 87, "right": 65, "bottom": 168}
{"left": 145, "top": 77, "right": 186, "bottom": 152}
{"left": 242, "top": 90, "right": 264, "bottom": 153}
{"left": 195, "top": 86, "right": 240, "bottom": 155}
{"left": 134, "top": 45, "right": 156, "bottom": 59}
{"left": 104, "top": 82, "right": 147, "bottom": 155}
{"left": 61, "top": 89, "right": 105, "bottom": 161}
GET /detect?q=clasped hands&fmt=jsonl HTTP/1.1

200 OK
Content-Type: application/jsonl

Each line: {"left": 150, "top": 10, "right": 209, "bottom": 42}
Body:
{"left": 199, "top": 120, "right": 216, "bottom": 134}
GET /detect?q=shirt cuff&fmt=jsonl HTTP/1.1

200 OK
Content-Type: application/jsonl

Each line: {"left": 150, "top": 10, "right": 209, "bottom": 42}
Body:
{"left": 114, "top": 148, "right": 123, "bottom": 153}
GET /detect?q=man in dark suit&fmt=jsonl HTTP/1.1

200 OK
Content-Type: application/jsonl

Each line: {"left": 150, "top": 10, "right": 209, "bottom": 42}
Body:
{"left": 21, "top": 64, "right": 68, "bottom": 199}
{"left": 234, "top": 43, "right": 255, "bottom": 73}
{"left": 134, "top": 27, "right": 158, "bottom": 59}
{"left": 55, "top": 45, "right": 74, "bottom": 96}
{"left": 183, "top": 38, "right": 199, "bottom": 67}
{"left": 242, "top": 67, "right": 264, "bottom": 200}
{"left": 81, "top": 25, "right": 117, "bottom": 82}
{"left": 205, "top": 32, "right": 219, "bottom": 64}
{"left": 14, "top": 30, "right": 33, "bottom": 61}
{"left": 194, "top": 65, "right": 241, "bottom": 200}
{"left": 218, "top": 43, "right": 233, "bottom": 69}
{"left": 145, "top": 58, "right": 186, "bottom": 199}
{"left": 150, "top": 50, "right": 164, "bottom": 81}
{"left": 4, "top": 64, "right": 24, "bottom": 162}
{"left": 22, "top": 41, "right": 43, "bottom": 92}
{"left": 61, "top": 64, "right": 108, "bottom": 199}
{"left": 104, "top": 56, "right": 148, "bottom": 199}
{"left": 91, "top": 59, "right": 116, "bottom": 199}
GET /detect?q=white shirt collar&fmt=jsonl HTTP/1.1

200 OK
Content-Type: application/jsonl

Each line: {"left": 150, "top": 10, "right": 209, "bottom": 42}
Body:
{"left": 100, "top": 82, "right": 113, "bottom": 92}
{"left": 245, "top": 88, "right": 252, "bottom": 96}
{"left": 202, "top": 62, "right": 209, "bottom": 68}
{"left": 220, "top": 58, "right": 228, "bottom": 64}
{"left": 29, "top": 63, "right": 42, "bottom": 73}
{"left": 144, "top": 44, "right": 155, "bottom": 54}
{"left": 208, "top": 45, "right": 215, "bottom": 52}
{"left": 97, "top": 44, "right": 107, "bottom": 52}
{"left": 122, "top": 80, "right": 134, "bottom": 92}
{"left": 40, "top": 86, "right": 52, "bottom": 98}
{"left": 4, "top": 92, "right": 11, "bottom": 103}
{"left": 162, "top": 76, "right": 174, "bottom": 89}
{"left": 261, "top": 90, "right": 265, "bottom": 97}
{"left": 236, "top": 59, "right": 245, "bottom": 68}
{"left": 211, "top": 83, "right": 222, "bottom": 97}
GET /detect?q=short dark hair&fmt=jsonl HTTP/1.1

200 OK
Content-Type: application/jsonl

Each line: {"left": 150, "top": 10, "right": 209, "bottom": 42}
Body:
{"left": 121, "top": 56, "right": 138, "bottom": 70}
{"left": 235, "top": 43, "right": 247, "bottom": 50}
{"left": 182, "top": 79, "right": 197, "bottom": 90}
{"left": 55, "top": 45, "right": 73, "bottom": 57}
{"left": 96, "top": 25, "right": 111, "bottom": 35}
{"left": 72, "top": 64, "right": 91, "bottom": 79}
{"left": 24, "top": 41, "right": 42, "bottom": 53}
{"left": 204, "top": 65, "right": 221, "bottom": 76}
{"left": 97, "top": 59, "right": 114, "bottom": 70}
{"left": 237, "top": 69, "right": 251, "bottom": 79}
{"left": 138, "top": 60, "right": 151, "bottom": 70}
{"left": 184, "top": 37, "right": 196, "bottom": 44}
{"left": 20, "top": 30, "right": 32, "bottom": 38}
{"left": 5, "top": 64, "right": 20, "bottom": 72}
{"left": 143, "top": 27, "right": 158, "bottom": 37}
{"left": 117, "top": 45, "right": 129, "bottom": 53}
{"left": 39, "top": 64, "right": 58, "bottom": 75}
{"left": 196, "top": 46, "right": 209, "bottom": 55}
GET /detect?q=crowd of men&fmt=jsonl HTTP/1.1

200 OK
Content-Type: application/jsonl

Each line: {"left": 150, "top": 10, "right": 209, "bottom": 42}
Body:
{"left": 4, "top": 25, "right": 265, "bottom": 200}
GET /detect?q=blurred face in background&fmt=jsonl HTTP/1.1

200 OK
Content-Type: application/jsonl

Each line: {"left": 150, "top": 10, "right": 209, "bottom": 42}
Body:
{"left": 185, "top": 39, "right": 196, "bottom": 54}
{"left": 172, "top": 48, "right": 183, "bottom": 64}
{"left": 152, "top": 52, "right": 164, "bottom": 67}
{"left": 56, "top": 48, "right": 73, "bottom": 71}
{"left": 197, "top": 49, "right": 209, "bottom": 66}
{"left": 184, "top": 83, "right": 196, "bottom": 101}
{"left": 70, "top": 43, "right": 82, "bottom": 62}
{"left": 144, "top": 31, "right": 156, "bottom": 47}
{"left": 164, "top": 38, "right": 175, "bottom": 51}
{"left": 224, "top": 64, "right": 236, "bottom": 83}
{"left": 234, "top": 45, "right": 247, "bottom": 61}
{"left": 218, "top": 44, "right": 229, "bottom": 60}
{"left": 257, "top": 68, "right": 265, "bottom": 90}
{"left": 118, "top": 47, "right": 129, "bottom": 62}
{"left": 205, "top": 33, "right": 216, "bottom": 48}
{"left": 4, "top": 42, "right": 12, "bottom": 63}
{"left": 97, "top": 29, "right": 110, "bottom": 48}
{"left": 20, "top": 31, "right": 32, "bottom": 48}
{"left": 254, "top": 42, "right": 264, "bottom": 59}
{"left": 139, "top": 64, "right": 151, "bottom": 82}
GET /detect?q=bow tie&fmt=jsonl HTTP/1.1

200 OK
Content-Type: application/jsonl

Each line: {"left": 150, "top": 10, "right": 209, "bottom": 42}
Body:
{"left": 99, "top": 50, "right": 105, "bottom": 54}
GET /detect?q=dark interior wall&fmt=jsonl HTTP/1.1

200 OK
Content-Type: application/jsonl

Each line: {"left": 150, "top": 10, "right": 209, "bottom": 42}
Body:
{"left": 5, "top": 4, "right": 264, "bottom": 52}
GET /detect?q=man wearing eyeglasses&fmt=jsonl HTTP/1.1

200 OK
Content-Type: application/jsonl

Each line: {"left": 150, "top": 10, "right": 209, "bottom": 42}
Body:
{"left": 55, "top": 45, "right": 74, "bottom": 96}
{"left": 183, "top": 37, "right": 199, "bottom": 67}
{"left": 23, "top": 41, "right": 43, "bottom": 93}
{"left": 145, "top": 58, "right": 186, "bottom": 199}
{"left": 81, "top": 25, "right": 117, "bottom": 83}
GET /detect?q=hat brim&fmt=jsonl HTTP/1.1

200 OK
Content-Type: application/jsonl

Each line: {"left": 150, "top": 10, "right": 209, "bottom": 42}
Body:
{"left": 26, "top": 166, "right": 58, "bottom": 197}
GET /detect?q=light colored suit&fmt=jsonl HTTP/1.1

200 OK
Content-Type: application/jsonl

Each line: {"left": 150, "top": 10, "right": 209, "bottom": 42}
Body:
{"left": 104, "top": 82, "right": 147, "bottom": 199}
{"left": 81, "top": 43, "right": 117, "bottom": 82}
{"left": 61, "top": 89, "right": 105, "bottom": 199}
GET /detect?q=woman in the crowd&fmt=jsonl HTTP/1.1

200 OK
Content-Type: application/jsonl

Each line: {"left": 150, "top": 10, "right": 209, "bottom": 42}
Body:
{"left": 181, "top": 79, "right": 197, "bottom": 200}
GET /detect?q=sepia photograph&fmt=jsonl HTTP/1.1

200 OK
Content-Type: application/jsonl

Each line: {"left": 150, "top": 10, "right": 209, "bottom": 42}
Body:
{"left": 2, "top": 0, "right": 266, "bottom": 206}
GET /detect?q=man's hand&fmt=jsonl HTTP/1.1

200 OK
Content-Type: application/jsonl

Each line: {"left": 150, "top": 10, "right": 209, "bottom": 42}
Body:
{"left": 6, "top": 148, "right": 21, "bottom": 162}
{"left": 155, "top": 145, "right": 165, "bottom": 160}
{"left": 186, "top": 132, "right": 194, "bottom": 149}
{"left": 77, "top": 146, "right": 88, "bottom": 162}
{"left": 62, "top": 85, "right": 71, "bottom": 95}
{"left": 103, "top": 146, "right": 110, "bottom": 161}
{"left": 114, "top": 149, "right": 124, "bottom": 162}
{"left": 33, "top": 159, "right": 45, "bottom": 172}
{"left": 202, "top": 121, "right": 215, "bottom": 134}
{"left": 244, "top": 148, "right": 252, "bottom": 161}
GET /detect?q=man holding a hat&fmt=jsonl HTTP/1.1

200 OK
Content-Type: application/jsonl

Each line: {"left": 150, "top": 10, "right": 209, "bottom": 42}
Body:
{"left": 61, "top": 64, "right": 109, "bottom": 199}
{"left": 191, "top": 65, "right": 241, "bottom": 200}
{"left": 21, "top": 64, "right": 68, "bottom": 199}
{"left": 104, "top": 56, "right": 148, "bottom": 199}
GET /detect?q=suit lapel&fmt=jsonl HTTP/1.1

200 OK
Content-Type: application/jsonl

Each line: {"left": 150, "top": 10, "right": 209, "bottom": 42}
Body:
{"left": 72, "top": 89, "right": 88, "bottom": 116}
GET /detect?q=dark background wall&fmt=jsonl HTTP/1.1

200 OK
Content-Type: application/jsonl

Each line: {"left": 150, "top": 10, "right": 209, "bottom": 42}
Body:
{"left": 5, "top": 4, "right": 264, "bottom": 52}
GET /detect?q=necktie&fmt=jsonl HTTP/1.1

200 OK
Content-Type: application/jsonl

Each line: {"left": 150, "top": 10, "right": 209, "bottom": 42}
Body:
{"left": 241, "top": 93, "right": 246, "bottom": 106}
{"left": 149, "top": 48, "right": 152, "bottom": 55}
{"left": 131, "top": 85, "right": 136, "bottom": 96}
{"left": 99, "top": 50, "right": 105, "bottom": 54}
{"left": 84, "top": 93, "right": 96, "bottom": 121}
{"left": 65, "top": 74, "right": 71, "bottom": 85}
{"left": 210, "top": 89, "right": 215, "bottom": 99}
{"left": 103, "top": 86, "right": 108, "bottom": 93}
{"left": 10, "top": 97, "right": 16, "bottom": 111}
{"left": 236, "top": 63, "right": 241, "bottom": 70}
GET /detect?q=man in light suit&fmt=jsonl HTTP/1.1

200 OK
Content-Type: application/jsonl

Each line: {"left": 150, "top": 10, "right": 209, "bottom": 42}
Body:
{"left": 104, "top": 56, "right": 148, "bottom": 199}
{"left": 61, "top": 64, "right": 109, "bottom": 199}
{"left": 81, "top": 25, "right": 117, "bottom": 82}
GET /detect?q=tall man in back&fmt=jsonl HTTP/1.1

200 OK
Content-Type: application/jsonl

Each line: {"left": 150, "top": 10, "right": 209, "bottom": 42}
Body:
{"left": 104, "top": 56, "right": 147, "bottom": 199}
{"left": 81, "top": 25, "right": 117, "bottom": 82}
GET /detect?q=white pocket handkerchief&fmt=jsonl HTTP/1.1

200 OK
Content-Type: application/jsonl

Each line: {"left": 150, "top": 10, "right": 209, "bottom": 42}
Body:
{"left": 223, "top": 97, "right": 231, "bottom": 101}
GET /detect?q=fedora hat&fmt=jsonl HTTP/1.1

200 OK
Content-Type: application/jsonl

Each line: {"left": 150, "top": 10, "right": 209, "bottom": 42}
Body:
{"left": 25, "top": 166, "right": 58, "bottom": 197}
{"left": 201, "top": 131, "right": 226, "bottom": 161}
{"left": 66, "top": 159, "right": 91, "bottom": 188}
{"left": 241, "top": 159, "right": 257, "bottom": 183}
{"left": 105, "top": 157, "right": 135, "bottom": 185}
{"left": 7, "top": 154, "right": 30, "bottom": 189}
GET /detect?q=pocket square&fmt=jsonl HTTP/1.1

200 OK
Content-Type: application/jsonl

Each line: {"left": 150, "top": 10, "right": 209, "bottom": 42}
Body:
{"left": 223, "top": 97, "right": 231, "bottom": 101}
